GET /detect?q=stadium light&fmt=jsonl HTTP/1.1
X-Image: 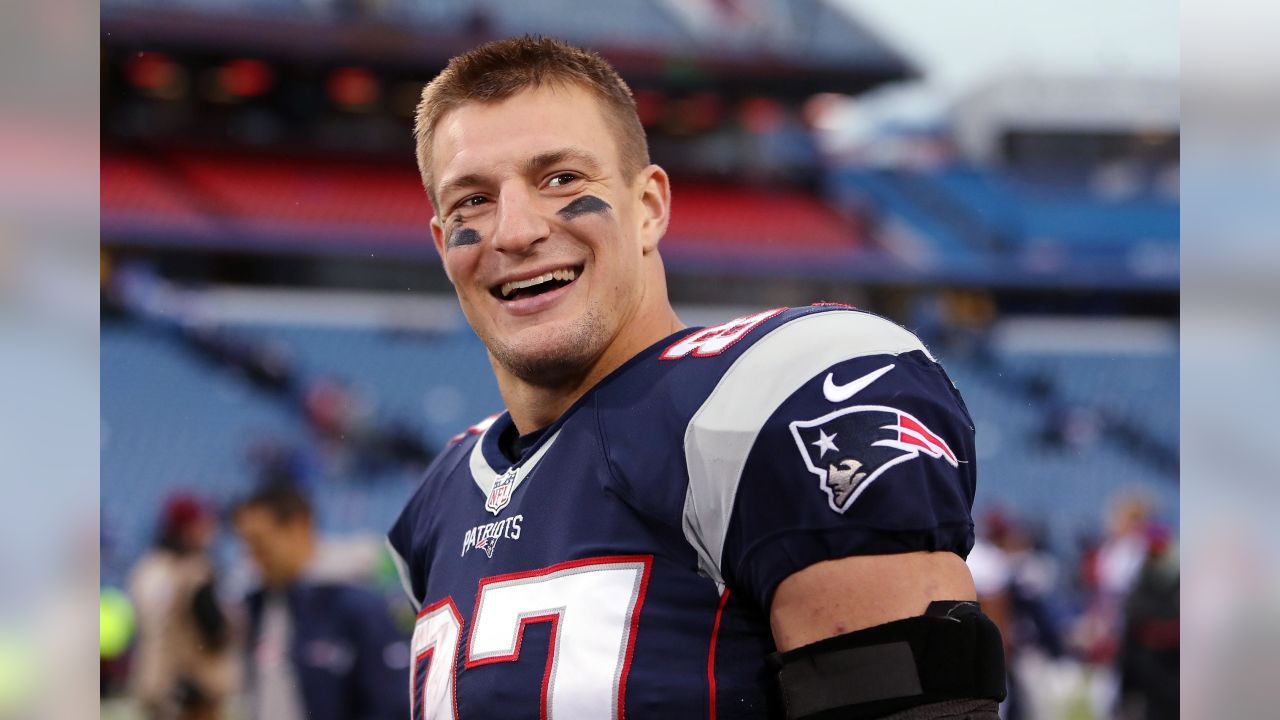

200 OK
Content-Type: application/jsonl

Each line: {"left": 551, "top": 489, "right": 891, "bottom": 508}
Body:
{"left": 328, "top": 66, "right": 380, "bottom": 111}
{"left": 219, "top": 58, "right": 275, "bottom": 100}
{"left": 124, "top": 51, "right": 187, "bottom": 101}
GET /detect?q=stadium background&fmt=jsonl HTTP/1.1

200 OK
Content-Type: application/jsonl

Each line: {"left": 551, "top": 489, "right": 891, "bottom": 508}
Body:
{"left": 98, "top": 1, "right": 1178, "bottom": 718}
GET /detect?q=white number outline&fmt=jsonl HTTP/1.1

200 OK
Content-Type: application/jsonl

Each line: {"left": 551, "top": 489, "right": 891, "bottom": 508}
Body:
{"left": 660, "top": 308, "right": 785, "bottom": 359}
{"left": 464, "top": 555, "right": 652, "bottom": 720}
{"left": 410, "top": 555, "right": 653, "bottom": 720}
{"left": 410, "top": 597, "right": 463, "bottom": 720}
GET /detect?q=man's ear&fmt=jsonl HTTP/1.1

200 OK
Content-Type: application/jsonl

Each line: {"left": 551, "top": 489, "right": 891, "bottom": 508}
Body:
{"left": 430, "top": 215, "right": 453, "bottom": 281}
{"left": 636, "top": 164, "right": 671, "bottom": 255}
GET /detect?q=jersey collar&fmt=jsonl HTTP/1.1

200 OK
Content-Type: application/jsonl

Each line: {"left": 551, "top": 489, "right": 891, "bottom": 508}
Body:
{"left": 468, "top": 413, "right": 561, "bottom": 508}
{"left": 465, "top": 326, "right": 694, "bottom": 504}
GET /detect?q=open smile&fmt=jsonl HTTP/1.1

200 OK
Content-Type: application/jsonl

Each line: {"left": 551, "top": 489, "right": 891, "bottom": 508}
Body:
{"left": 491, "top": 264, "right": 584, "bottom": 302}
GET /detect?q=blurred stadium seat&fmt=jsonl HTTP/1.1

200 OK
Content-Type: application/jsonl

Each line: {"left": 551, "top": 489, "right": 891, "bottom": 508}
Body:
{"left": 831, "top": 164, "right": 1179, "bottom": 286}
{"left": 102, "top": 308, "right": 1177, "bottom": 585}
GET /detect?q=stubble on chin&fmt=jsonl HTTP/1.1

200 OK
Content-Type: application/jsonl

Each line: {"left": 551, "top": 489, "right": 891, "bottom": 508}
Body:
{"left": 487, "top": 306, "right": 607, "bottom": 388}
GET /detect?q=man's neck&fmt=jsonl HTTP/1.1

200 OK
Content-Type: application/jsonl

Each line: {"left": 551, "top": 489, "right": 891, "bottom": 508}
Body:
{"left": 500, "top": 306, "right": 684, "bottom": 435}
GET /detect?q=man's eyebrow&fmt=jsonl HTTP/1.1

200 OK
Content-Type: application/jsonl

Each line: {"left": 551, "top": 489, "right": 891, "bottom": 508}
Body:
{"left": 437, "top": 148, "right": 603, "bottom": 206}
{"left": 522, "top": 148, "right": 603, "bottom": 177}
{"left": 436, "top": 173, "right": 490, "bottom": 207}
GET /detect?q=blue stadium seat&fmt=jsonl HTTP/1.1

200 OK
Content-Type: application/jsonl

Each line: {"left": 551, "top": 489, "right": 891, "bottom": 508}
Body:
{"left": 943, "top": 350, "right": 1178, "bottom": 551}
{"left": 101, "top": 320, "right": 505, "bottom": 587}
{"left": 101, "top": 323, "right": 309, "bottom": 584}
{"left": 102, "top": 320, "right": 1176, "bottom": 585}
{"left": 830, "top": 165, "right": 1179, "bottom": 286}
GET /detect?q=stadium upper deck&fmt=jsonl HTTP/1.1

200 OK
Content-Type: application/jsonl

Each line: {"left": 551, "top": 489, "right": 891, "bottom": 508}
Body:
{"left": 101, "top": 0, "right": 916, "bottom": 93}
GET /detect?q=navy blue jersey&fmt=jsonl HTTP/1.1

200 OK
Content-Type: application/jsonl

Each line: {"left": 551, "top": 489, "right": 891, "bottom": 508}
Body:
{"left": 387, "top": 305, "right": 978, "bottom": 719}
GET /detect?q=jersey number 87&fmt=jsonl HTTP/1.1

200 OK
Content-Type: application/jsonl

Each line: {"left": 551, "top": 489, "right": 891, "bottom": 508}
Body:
{"left": 411, "top": 556, "right": 652, "bottom": 720}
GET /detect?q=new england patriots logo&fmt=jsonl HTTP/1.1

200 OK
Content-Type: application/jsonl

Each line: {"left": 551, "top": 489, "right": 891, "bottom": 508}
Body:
{"left": 790, "top": 403, "right": 959, "bottom": 514}
{"left": 475, "top": 535, "right": 499, "bottom": 558}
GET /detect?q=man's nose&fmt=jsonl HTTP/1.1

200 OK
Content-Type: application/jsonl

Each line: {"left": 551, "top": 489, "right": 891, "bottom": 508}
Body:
{"left": 491, "top": 185, "right": 551, "bottom": 254}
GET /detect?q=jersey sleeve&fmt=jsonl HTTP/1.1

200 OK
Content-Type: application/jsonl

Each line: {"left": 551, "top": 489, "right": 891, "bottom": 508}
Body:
{"left": 680, "top": 310, "right": 977, "bottom": 612}
{"left": 387, "top": 499, "right": 425, "bottom": 612}
{"left": 386, "top": 431, "right": 482, "bottom": 612}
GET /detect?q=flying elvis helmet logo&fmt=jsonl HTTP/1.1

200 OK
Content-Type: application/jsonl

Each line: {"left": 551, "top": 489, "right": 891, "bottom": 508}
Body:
{"left": 790, "top": 363, "right": 959, "bottom": 514}
{"left": 475, "top": 535, "right": 499, "bottom": 558}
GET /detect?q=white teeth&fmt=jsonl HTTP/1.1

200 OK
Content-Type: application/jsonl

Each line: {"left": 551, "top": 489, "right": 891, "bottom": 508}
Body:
{"left": 499, "top": 268, "right": 577, "bottom": 298}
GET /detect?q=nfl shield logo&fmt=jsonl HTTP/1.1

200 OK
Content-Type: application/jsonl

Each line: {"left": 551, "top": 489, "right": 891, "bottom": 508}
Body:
{"left": 485, "top": 467, "right": 518, "bottom": 515}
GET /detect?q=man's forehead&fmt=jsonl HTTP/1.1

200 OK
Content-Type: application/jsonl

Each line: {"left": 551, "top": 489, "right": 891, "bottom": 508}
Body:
{"left": 431, "top": 84, "right": 620, "bottom": 185}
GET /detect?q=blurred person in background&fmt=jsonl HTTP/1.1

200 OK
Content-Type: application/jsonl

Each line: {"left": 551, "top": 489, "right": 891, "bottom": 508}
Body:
{"left": 996, "top": 516, "right": 1066, "bottom": 661}
{"left": 1115, "top": 524, "right": 1178, "bottom": 720}
{"left": 1095, "top": 493, "right": 1154, "bottom": 606}
{"left": 232, "top": 481, "right": 408, "bottom": 720}
{"left": 1071, "top": 491, "right": 1159, "bottom": 717}
{"left": 127, "top": 493, "right": 237, "bottom": 720}
{"left": 389, "top": 36, "right": 1004, "bottom": 719}
{"left": 980, "top": 511, "right": 1074, "bottom": 720}
{"left": 966, "top": 530, "right": 1015, "bottom": 718}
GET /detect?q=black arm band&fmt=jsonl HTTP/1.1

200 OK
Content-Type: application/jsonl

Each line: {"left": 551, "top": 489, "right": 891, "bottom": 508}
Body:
{"left": 771, "top": 601, "right": 1006, "bottom": 720}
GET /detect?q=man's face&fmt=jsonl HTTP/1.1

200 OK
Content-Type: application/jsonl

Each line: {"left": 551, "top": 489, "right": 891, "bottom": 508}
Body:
{"left": 234, "top": 506, "right": 310, "bottom": 588}
{"left": 428, "top": 83, "right": 663, "bottom": 386}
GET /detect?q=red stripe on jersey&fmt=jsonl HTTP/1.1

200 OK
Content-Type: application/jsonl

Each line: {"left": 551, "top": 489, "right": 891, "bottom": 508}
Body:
{"left": 412, "top": 597, "right": 462, "bottom": 720}
{"left": 617, "top": 558, "right": 652, "bottom": 720}
{"left": 706, "top": 588, "right": 732, "bottom": 720}
{"left": 532, "top": 613, "right": 562, "bottom": 720}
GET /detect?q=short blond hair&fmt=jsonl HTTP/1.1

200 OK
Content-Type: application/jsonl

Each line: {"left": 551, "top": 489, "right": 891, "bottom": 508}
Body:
{"left": 414, "top": 36, "right": 649, "bottom": 208}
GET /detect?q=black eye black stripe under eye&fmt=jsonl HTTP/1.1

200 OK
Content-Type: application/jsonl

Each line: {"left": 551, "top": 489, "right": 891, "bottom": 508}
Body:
{"left": 448, "top": 226, "right": 481, "bottom": 247}
{"left": 557, "top": 195, "right": 611, "bottom": 220}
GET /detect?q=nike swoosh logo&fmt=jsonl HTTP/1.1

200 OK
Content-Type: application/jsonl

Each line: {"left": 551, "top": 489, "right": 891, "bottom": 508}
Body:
{"left": 823, "top": 363, "right": 895, "bottom": 403}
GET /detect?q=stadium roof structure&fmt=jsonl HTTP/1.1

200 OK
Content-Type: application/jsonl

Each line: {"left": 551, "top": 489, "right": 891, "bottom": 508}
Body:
{"left": 101, "top": 0, "right": 917, "bottom": 98}
{"left": 951, "top": 73, "right": 1180, "bottom": 164}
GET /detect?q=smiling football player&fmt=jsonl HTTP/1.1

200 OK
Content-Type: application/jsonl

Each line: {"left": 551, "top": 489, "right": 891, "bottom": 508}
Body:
{"left": 388, "top": 37, "right": 1005, "bottom": 720}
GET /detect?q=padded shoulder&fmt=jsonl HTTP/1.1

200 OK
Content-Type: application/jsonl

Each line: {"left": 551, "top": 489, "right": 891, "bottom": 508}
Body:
{"left": 681, "top": 309, "right": 940, "bottom": 587}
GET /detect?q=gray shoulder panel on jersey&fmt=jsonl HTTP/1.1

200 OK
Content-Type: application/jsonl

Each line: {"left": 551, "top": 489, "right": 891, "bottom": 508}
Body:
{"left": 681, "top": 311, "right": 930, "bottom": 586}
